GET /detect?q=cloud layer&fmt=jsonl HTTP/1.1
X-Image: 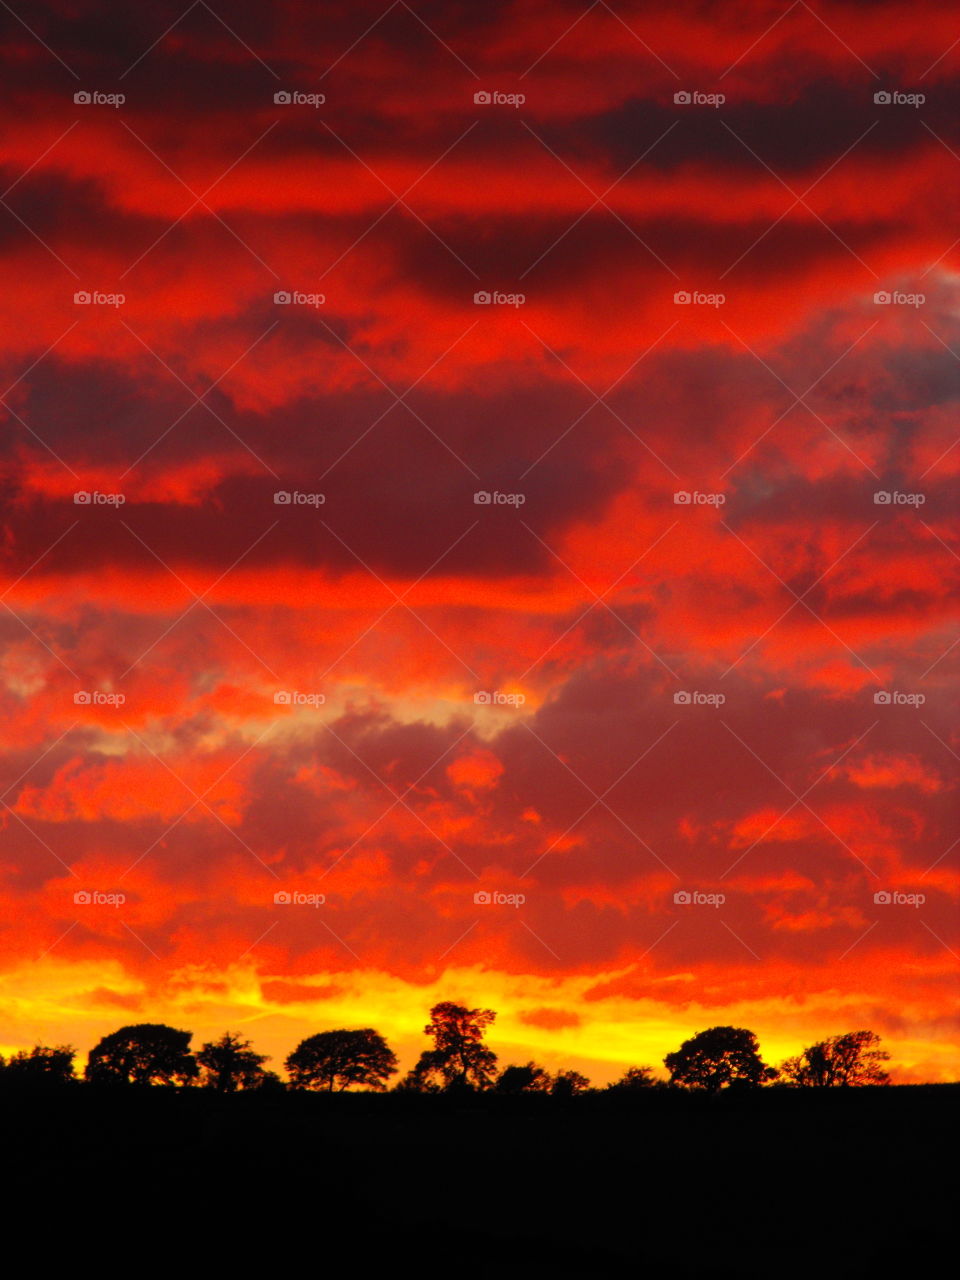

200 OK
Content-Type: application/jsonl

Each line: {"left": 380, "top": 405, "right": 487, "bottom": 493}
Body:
{"left": 0, "top": 0, "right": 957, "bottom": 1081}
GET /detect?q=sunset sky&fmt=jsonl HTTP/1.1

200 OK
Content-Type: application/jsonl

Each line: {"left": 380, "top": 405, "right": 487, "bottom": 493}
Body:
{"left": 0, "top": 0, "right": 957, "bottom": 1085}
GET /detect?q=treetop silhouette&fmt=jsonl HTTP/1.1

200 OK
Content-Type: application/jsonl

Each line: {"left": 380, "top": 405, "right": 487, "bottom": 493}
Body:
{"left": 84, "top": 1023, "right": 197, "bottom": 1087}
{"left": 1, "top": 1011, "right": 901, "bottom": 1093}
{"left": 780, "top": 1030, "right": 891, "bottom": 1087}
{"left": 197, "top": 1032, "right": 270, "bottom": 1092}
{"left": 403, "top": 1001, "right": 498, "bottom": 1091}
{"left": 286, "top": 1028, "right": 398, "bottom": 1091}
{"left": 1, "top": 1043, "right": 76, "bottom": 1085}
{"left": 495, "top": 1062, "right": 552, "bottom": 1094}
{"left": 665, "top": 1026, "right": 776, "bottom": 1092}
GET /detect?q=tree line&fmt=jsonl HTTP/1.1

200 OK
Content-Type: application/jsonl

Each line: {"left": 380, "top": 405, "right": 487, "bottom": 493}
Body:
{"left": 0, "top": 1001, "right": 892, "bottom": 1093}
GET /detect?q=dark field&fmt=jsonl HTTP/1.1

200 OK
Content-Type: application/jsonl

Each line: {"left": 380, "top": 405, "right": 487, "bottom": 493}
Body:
{"left": 6, "top": 1085, "right": 952, "bottom": 1275}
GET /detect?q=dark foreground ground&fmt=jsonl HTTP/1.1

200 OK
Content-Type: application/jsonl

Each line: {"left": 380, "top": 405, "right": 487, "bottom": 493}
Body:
{"left": 4, "top": 1084, "right": 953, "bottom": 1275}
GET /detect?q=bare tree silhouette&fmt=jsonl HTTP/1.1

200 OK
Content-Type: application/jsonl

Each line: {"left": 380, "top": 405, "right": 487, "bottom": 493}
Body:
{"left": 780, "top": 1031, "right": 891, "bottom": 1086}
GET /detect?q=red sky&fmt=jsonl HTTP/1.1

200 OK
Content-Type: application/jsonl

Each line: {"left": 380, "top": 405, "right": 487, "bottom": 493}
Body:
{"left": 0, "top": 0, "right": 957, "bottom": 1084}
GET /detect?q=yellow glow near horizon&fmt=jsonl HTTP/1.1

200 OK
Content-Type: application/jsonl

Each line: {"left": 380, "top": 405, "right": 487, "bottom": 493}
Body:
{"left": 1, "top": 958, "right": 956, "bottom": 1084}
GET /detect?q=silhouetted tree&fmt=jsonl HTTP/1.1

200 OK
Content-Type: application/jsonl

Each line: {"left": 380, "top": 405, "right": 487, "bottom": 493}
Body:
{"left": 780, "top": 1031, "right": 891, "bottom": 1086}
{"left": 551, "top": 1069, "right": 591, "bottom": 1097}
{"left": 495, "top": 1061, "right": 551, "bottom": 1093}
{"left": 85, "top": 1023, "right": 197, "bottom": 1086}
{"left": 665, "top": 1026, "right": 774, "bottom": 1092}
{"left": 286, "top": 1029, "right": 398, "bottom": 1091}
{"left": 394, "top": 1064, "right": 442, "bottom": 1093}
{"left": 404, "top": 1002, "right": 498, "bottom": 1091}
{"left": 1, "top": 1044, "right": 76, "bottom": 1085}
{"left": 606, "top": 1066, "right": 658, "bottom": 1092}
{"left": 197, "top": 1032, "right": 270, "bottom": 1092}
